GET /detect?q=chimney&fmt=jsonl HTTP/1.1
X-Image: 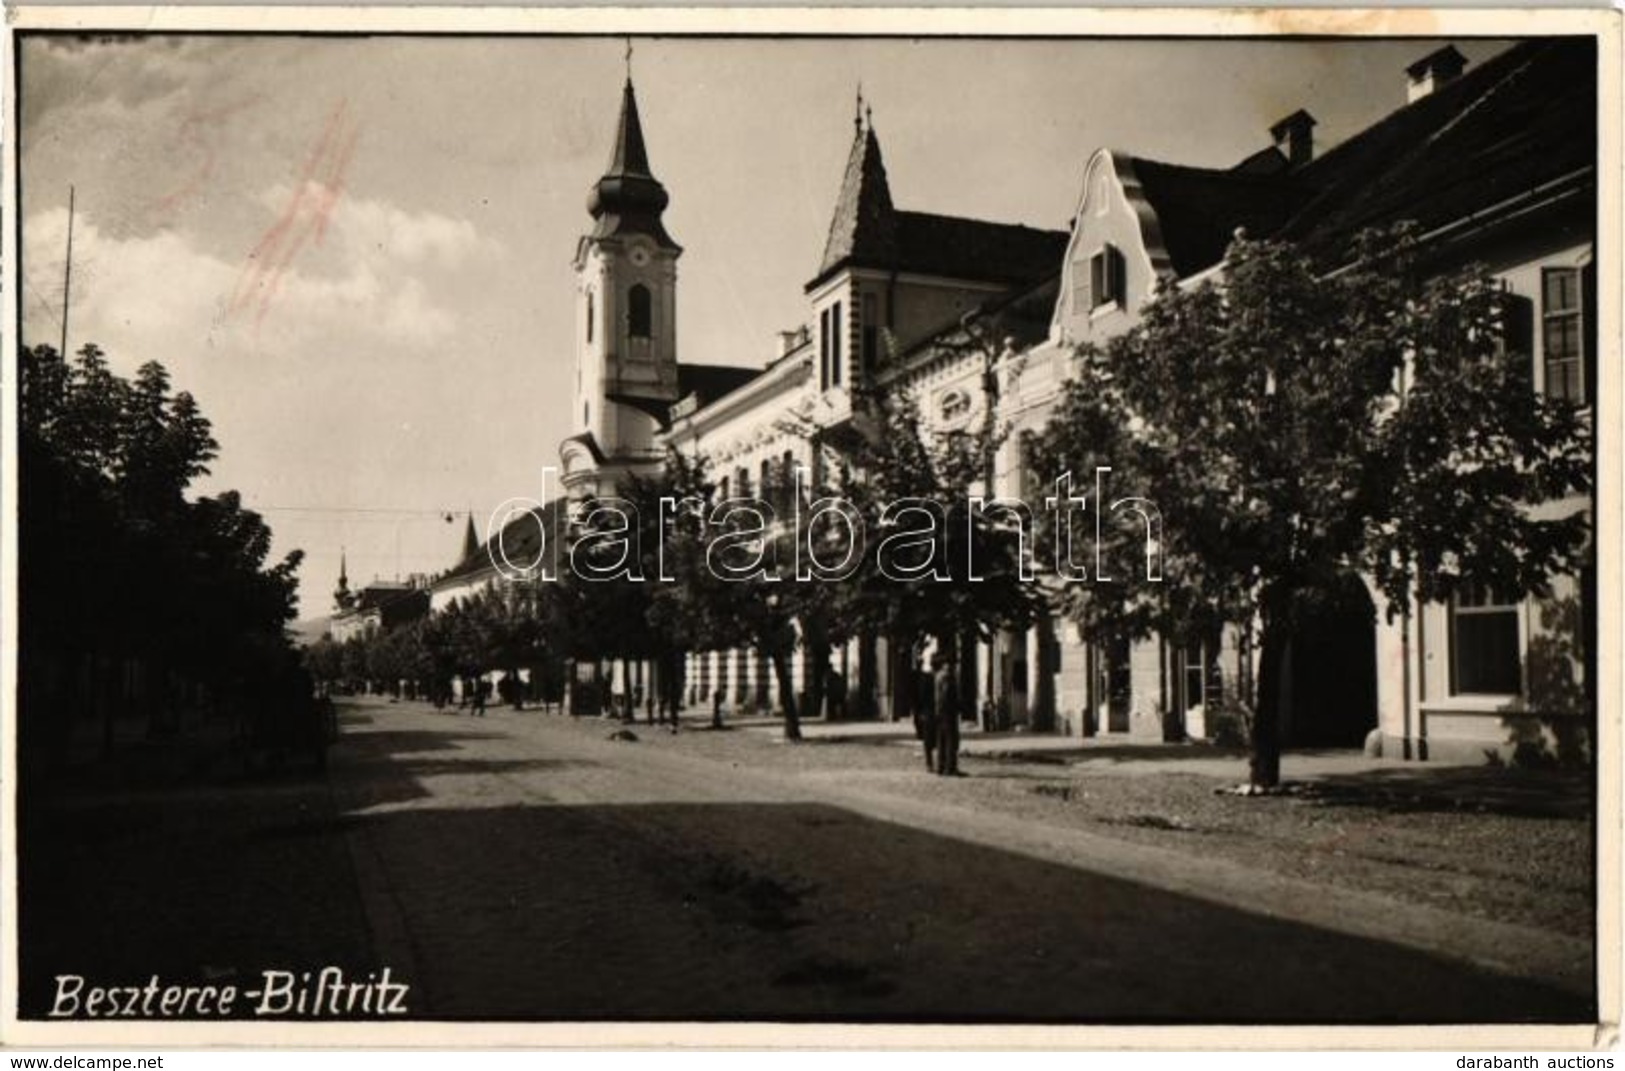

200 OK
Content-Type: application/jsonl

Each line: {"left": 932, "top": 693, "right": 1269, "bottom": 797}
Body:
{"left": 1269, "top": 109, "right": 1317, "bottom": 167}
{"left": 779, "top": 328, "right": 807, "bottom": 357}
{"left": 1406, "top": 45, "right": 1467, "bottom": 102}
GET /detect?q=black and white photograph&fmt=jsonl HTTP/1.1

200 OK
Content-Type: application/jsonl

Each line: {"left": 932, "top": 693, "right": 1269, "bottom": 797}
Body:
{"left": 2, "top": 8, "right": 1618, "bottom": 1048}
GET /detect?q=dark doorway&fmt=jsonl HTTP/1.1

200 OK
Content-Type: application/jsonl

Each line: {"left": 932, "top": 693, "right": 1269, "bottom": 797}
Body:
{"left": 1096, "top": 637, "right": 1132, "bottom": 734}
{"left": 1285, "top": 575, "right": 1378, "bottom": 747}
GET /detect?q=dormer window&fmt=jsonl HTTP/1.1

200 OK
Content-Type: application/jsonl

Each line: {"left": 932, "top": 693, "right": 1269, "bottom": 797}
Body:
{"left": 1090, "top": 245, "right": 1127, "bottom": 310}
{"left": 1072, "top": 244, "right": 1126, "bottom": 314}
{"left": 628, "top": 284, "right": 652, "bottom": 339}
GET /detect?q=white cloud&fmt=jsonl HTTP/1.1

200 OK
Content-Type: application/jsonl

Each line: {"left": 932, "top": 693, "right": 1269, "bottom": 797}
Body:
{"left": 22, "top": 185, "right": 500, "bottom": 365}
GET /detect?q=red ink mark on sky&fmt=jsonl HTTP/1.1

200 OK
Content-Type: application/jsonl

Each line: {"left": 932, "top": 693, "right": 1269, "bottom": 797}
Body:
{"left": 229, "top": 99, "right": 361, "bottom": 332}
{"left": 151, "top": 95, "right": 263, "bottom": 223}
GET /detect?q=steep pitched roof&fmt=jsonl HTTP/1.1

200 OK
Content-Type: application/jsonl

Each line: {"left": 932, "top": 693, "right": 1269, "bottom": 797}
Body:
{"left": 605, "top": 78, "right": 653, "bottom": 178}
{"left": 811, "top": 116, "right": 1067, "bottom": 291}
{"left": 818, "top": 122, "right": 898, "bottom": 279}
{"left": 587, "top": 79, "right": 680, "bottom": 251}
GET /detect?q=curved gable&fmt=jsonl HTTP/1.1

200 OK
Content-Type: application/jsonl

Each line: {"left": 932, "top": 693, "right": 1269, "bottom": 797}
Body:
{"left": 1050, "top": 149, "right": 1171, "bottom": 346}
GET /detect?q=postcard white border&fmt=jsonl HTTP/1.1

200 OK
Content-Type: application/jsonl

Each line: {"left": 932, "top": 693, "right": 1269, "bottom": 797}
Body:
{"left": 1, "top": 5, "right": 1619, "bottom": 1051}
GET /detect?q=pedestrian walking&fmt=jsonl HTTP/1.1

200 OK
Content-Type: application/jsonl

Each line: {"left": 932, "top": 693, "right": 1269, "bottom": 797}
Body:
{"left": 472, "top": 678, "right": 487, "bottom": 717}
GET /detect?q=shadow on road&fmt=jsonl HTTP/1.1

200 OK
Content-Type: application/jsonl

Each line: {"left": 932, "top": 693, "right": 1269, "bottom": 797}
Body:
{"left": 1296, "top": 766, "right": 1592, "bottom": 820}
{"left": 15, "top": 710, "right": 1596, "bottom": 1027}
{"left": 320, "top": 797, "right": 1593, "bottom": 1024}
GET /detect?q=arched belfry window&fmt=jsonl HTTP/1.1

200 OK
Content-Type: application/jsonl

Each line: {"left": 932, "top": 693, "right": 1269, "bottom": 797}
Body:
{"left": 628, "top": 284, "right": 653, "bottom": 339}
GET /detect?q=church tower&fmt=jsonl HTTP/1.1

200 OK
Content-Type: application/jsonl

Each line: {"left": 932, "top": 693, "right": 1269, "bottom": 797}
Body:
{"left": 333, "top": 549, "right": 354, "bottom": 612}
{"left": 561, "top": 68, "right": 682, "bottom": 500}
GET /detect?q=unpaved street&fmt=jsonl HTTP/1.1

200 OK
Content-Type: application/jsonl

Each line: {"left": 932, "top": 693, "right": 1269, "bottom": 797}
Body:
{"left": 19, "top": 697, "right": 1594, "bottom": 1024}
{"left": 321, "top": 699, "right": 1591, "bottom": 1022}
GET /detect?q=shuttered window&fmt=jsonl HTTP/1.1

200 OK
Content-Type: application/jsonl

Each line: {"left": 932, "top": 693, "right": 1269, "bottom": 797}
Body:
{"left": 1542, "top": 267, "right": 1584, "bottom": 404}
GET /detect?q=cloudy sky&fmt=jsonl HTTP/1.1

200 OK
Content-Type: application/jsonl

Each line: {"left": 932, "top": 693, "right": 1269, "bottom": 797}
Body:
{"left": 17, "top": 32, "right": 1514, "bottom": 617}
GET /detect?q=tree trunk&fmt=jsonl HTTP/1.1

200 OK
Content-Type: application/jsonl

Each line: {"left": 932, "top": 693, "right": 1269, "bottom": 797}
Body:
{"left": 856, "top": 630, "right": 878, "bottom": 720}
{"left": 619, "top": 657, "right": 633, "bottom": 723}
{"left": 771, "top": 648, "right": 801, "bottom": 741}
{"left": 1250, "top": 621, "right": 1287, "bottom": 788}
{"left": 889, "top": 630, "right": 916, "bottom": 724}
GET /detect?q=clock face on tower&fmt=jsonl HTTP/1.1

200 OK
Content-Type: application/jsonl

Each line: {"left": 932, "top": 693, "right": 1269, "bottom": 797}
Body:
{"left": 628, "top": 247, "right": 651, "bottom": 268}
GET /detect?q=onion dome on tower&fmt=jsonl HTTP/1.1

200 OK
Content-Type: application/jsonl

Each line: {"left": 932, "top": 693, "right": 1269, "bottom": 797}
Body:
{"left": 586, "top": 78, "right": 680, "bottom": 252}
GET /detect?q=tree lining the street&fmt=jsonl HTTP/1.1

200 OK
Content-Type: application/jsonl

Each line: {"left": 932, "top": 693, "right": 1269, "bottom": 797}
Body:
{"left": 1028, "top": 227, "right": 1592, "bottom": 787}
{"left": 18, "top": 342, "right": 309, "bottom": 763}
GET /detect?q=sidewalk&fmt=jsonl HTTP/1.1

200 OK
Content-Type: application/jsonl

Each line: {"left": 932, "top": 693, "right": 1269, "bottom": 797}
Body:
{"left": 726, "top": 710, "right": 1428, "bottom": 780}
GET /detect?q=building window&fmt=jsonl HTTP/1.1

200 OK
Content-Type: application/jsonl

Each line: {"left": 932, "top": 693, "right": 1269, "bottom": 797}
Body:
{"left": 1542, "top": 267, "right": 1583, "bottom": 404}
{"left": 938, "top": 387, "right": 971, "bottom": 425}
{"left": 586, "top": 291, "right": 594, "bottom": 344}
{"left": 1182, "top": 639, "right": 1206, "bottom": 713}
{"left": 830, "top": 301, "right": 844, "bottom": 387}
{"left": 1090, "top": 245, "right": 1127, "bottom": 310}
{"left": 628, "top": 284, "right": 652, "bottom": 339}
{"left": 1450, "top": 582, "right": 1522, "bottom": 696}
{"left": 861, "top": 293, "right": 878, "bottom": 374}
{"left": 819, "top": 307, "right": 831, "bottom": 391}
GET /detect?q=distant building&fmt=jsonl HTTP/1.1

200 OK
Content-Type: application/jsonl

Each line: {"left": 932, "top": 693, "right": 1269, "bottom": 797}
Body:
{"left": 329, "top": 555, "right": 431, "bottom": 642}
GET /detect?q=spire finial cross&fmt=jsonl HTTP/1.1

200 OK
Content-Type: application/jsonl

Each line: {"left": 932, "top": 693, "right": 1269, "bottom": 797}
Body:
{"left": 624, "top": 36, "right": 633, "bottom": 82}
{"left": 855, "top": 83, "right": 864, "bottom": 132}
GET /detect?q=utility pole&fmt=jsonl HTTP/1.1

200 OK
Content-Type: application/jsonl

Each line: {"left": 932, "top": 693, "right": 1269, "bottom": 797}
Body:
{"left": 60, "top": 185, "right": 76, "bottom": 358}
